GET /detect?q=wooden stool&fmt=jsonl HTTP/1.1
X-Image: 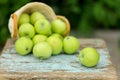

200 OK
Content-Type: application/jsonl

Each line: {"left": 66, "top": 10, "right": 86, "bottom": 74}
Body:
{"left": 0, "top": 39, "right": 118, "bottom": 80}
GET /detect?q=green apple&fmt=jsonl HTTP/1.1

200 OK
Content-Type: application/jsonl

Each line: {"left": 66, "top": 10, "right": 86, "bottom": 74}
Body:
{"left": 51, "top": 33, "right": 63, "bottom": 41}
{"left": 15, "top": 37, "right": 33, "bottom": 55}
{"left": 19, "top": 23, "right": 35, "bottom": 38}
{"left": 47, "top": 36, "right": 63, "bottom": 55}
{"left": 32, "top": 34, "right": 47, "bottom": 45}
{"left": 34, "top": 19, "right": 52, "bottom": 36}
{"left": 78, "top": 47, "right": 100, "bottom": 67}
{"left": 18, "top": 13, "right": 30, "bottom": 25}
{"left": 52, "top": 19, "right": 66, "bottom": 35}
{"left": 30, "top": 11, "right": 45, "bottom": 24}
{"left": 33, "top": 42, "right": 52, "bottom": 59}
{"left": 63, "top": 36, "right": 80, "bottom": 54}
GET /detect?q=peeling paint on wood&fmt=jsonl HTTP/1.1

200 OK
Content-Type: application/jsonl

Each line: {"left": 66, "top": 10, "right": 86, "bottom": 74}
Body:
{"left": 0, "top": 39, "right": 118, "bottom": 80}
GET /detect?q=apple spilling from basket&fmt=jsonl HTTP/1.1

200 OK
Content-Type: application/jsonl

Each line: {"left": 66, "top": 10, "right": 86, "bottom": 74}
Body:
{"left": 14, "top": 11, "right": 100, "bottom": 68}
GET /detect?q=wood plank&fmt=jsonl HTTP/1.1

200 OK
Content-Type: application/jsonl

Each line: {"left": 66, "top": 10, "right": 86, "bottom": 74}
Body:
{"left": 0, "top": 39, "right": 118, "bottom": 80}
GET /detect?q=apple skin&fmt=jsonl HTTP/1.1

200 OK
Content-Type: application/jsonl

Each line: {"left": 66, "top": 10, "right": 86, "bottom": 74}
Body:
{"left": 15, "top": 37, "right": 33, "bottom": 55}
{"left": 63, "top": 36, "right": 80, "bottom": 54}
{"left": 32, "top": 34, "right": 47, "bottom": 45}
{"left": 33, "top": 42, "right": 52, "bottom": 59}
{"left": 51, "top": 33, "right": 63, "bottom": 41}
{"left": 47, "top": 36, "right": 63, "bottom": 55}
{"left": 34, "top": 19, "right": 52, "bottom": 36}
{"left": 18, "top": 13, "right": 30, "bottom": 25}
{"left": 19, "top": 23, "right": 35, "bottom": 38}
{"left": 52, "top": 19, "right": 66, "bottom": 35}
{"left": 30, "top": 11, "right": 45, "bottom": 25}
{"left": 78, "top": 47, "right": 100, "bottom": 67}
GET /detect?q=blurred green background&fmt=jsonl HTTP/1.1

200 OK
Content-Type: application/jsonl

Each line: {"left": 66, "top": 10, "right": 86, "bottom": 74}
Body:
{"left": 0, "top": 0, "right": 120, "bottom": 49}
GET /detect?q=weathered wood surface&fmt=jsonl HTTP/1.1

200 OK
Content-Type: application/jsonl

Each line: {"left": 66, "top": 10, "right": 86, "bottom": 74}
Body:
{"left": 0, "top": 39, "right": 118, "bottom": 80}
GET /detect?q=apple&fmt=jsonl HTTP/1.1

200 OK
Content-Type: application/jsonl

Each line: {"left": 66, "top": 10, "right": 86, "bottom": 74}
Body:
{"left": 18, "top": 13, "right": 30, "bottom": 25}
{"left": 47, "top": 36, "right": 63, "bottom": 55}
{"left": 30, "top": 11, "right": 45, "bottom": 24}
{"left": 63, "top": 36, "right": 80, "bottom": 54}
{"left": 15, "top": 37, "right": 33, "bottom": 55}
{"left": 51, "top": 33, "right": 63, "bottom": 41}
{"left": 34, "top": 19, "right": 52, "bottom": 36}
{"left": 18, "top": 23, "right": 35, "bottom": 38}
{"left": 33, "top": 42, "right": 52, "bottom": 59}
{"left": 52, "top": 19, "right": 66, "bottom": 35}
{"left": 32, "top": 34, "right": 47, "bottom": 45}
{"left": 78, "top": 47, "right": 100, "bottom": 67}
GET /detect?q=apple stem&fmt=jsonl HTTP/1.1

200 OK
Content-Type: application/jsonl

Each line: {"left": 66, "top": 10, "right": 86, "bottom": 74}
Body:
{"left": 80, "top": 52, "right": 84, "bottom": 58}
{"left": 66, "top": 37, "right": 70, "bottom": 40}
{"left": 25, "top": 47, "right": 29, "bottom": 51}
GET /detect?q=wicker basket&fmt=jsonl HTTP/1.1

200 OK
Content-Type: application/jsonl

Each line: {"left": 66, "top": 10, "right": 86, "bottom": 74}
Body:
{"left": 8, "top": 2, "right": 70, "bottom": 38}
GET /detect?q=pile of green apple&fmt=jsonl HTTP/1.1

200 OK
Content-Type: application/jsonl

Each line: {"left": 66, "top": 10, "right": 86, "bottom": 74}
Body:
{"left": 15, "top": 11, "right": 80, "bottom": 58}
{"left": 15, "top": 11, "right": 100, "bottom": 67}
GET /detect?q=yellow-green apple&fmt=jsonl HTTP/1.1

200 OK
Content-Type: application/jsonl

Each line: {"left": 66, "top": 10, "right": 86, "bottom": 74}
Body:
{"left": 47, "top": 36, "right": 63, "bottom": 55}
{"left": 34, "top": 19, "right": 52, "bottom": 36}
{"left": 52, "top": 19, "right": 66, "bottom": 35}
{"left": 33, "top": 42, "right": 52, "bottom": 59}
{"left": 15, "top": 37, "right": 33, "bottom": 55}
{"left": 78, "top": 47, "right": 100, "bottom": 67}
{"left": 32, "top": 34, "right": 47, "bottom": 45}
{"left": 18, "top": 13, "right": 30, "bottom": 25}
{"left": 63, "top": 36, "right": 80, "bottom": 54}
{"left": 30, "top": 11, "right": 45, "bottom": 24}
{"left": 51, "top": 33, "right": 63, "bottom": 41}
{"left": 19, "top": 23, "right": 35, "bottom": 38}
